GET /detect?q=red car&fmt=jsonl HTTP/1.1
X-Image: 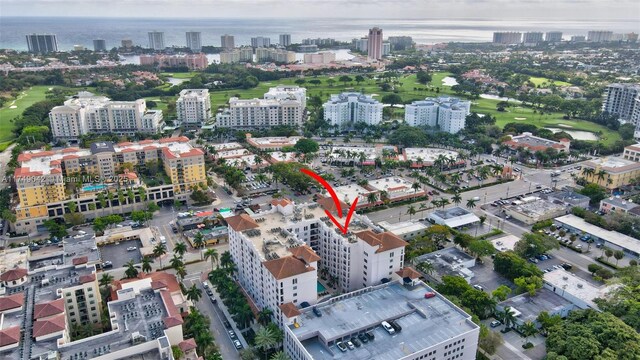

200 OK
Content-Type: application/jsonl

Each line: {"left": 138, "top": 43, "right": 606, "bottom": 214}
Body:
{"left": 424, "top": 292, "right": 436, "bottom": 299}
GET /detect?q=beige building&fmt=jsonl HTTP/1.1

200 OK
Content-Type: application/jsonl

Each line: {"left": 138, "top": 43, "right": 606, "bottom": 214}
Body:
{"left": 582, "top": 156, "right": 640, "bottom": 190}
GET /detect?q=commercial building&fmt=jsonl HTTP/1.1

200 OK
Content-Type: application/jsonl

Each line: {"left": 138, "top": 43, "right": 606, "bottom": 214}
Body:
{"left": 255, "top": 48, "right": 296, "bottom": 63}
{"left": 216, "top": 86, "right": 306, "bottom": 129}
{"left": 12, "top": 137, "right": 205, "bottom": 233}
{"left": 328, "top": 145, "right": 399, "bottom": 166}
{"left": 599, "top": 196, "right": 638, "bottom": 214}
{"left": 502, "top": 132, "right": 571, "bottom": 153}
{"left": 279, "top": 34, "right": 292, "bottom": 47}
{"left": 49, "top": 91, "right": 163, "bottom": 141}
{"left": 492, "top": 32, "right": 522, "bottom": 45}
{"left": 282, "top": 280, "right": 479, "bottom": 360}
{"left": 378, "top": 220, "right": 428, "bottom": 241}
{"left": 251, "top": 36, "right": 271, "bottom": 48}
{"left": 303, "top": 52, "right": 336, "bottom": 64}
{"left": 402, "top": 148, "right": 462, "bottom": 168}
{"left": 545, "top": 32, "right": 563, "bottom": 42}
{"left": 602, "top": 83, "right": 640, "bottom": 125}
{"left": 428, "top": 207, "right": 480, "bottom": 229}
{"left": 176, "top": 89, "right": 211, "bottom": 127}
{"left": 503, "top": 196, "right": 568, "bottom": 225}
{"left": 581, "top": 156, "right": 640, "bottom": 189}
{"left": 413, "top": 247, "right": 477, "bottom": 283}
{"left": 543, "top": 190, "right": 590, "bottom": 209}
{"left": 219, "top": 47, "right": 254, "bottom": 63}
{"left": 245, "top": 133, "right": 303, "bottom": 151}
{"left": 148, "top": 31, "right": 165, "bottom": 50}
{"left": 587, "top": 31, "right": 613, "bottom": 42}
{"left": 522, "top": 32, "right": 544, "bottom": 45}
{"left": 185, "top": 31, "right": 202, "bottom": 52}
{"left": 555, "top": 214, "right": 640, "bottom": 258}
{"left": 323, "top": 93, "right": 383, "bottom": 129}
{"left": 622, "top": 143, "right": 640, "bottom": 161}
{"left": 93, "top": 39, "right": 107, "bottom": 52}
{"left": 26, "top": 34, "right": 58, "bottom": 53}
{"left": 367, "top": 27, "right": 383, "bottom": 60}
{"left": 227, "top": 199, "right": 407, "bottom": 327}
{"left": 405, "top": 97, "right": 471, "bottom": 134}
{"left": 543, "top": 268, "right": 615, "bottom": 309}
{"left": 139, "top": 53, "right": 208, "bottom": 70}
{"left": 221, "top": 34, "right": 235, "bottom": 49}
{"left": 388, "top": 36, "right": 413, "bottom": 50}
{"left": 367, "top": 176, "right": 427, "bottom": 203}
{"left": 491, "top": 234, "right": 520, "bottom": 253}
{"left": 497, "top": 288, "right": 574, "bottom": 327}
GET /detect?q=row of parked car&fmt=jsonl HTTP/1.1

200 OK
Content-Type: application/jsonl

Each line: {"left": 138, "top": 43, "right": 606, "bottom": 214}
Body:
{"left": 202, "top": 282, "right": 243, "bottom": 350}
{"left": 336, "top": 332, "right": 375, "bottom": 352}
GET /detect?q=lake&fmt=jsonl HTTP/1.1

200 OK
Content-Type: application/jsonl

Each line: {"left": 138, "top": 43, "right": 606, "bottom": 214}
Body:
{"left": 546, "top": 127, "right": 599, "bottom": 141}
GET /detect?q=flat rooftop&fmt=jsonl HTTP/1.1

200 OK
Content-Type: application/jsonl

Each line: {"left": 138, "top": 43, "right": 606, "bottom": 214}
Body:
{"left": 368, "top": 177, "right": 417, "bottom": 196}
{"left": 403, "top": 148, "right": 459, "bottom": 163}
{"left": 247, "top": 136, "right": 302, "bottom": 147}
{"left": 543, "top": 268, "right": 614, "bottom": 308}
{"left": 428, "top": 207, "right": 480, "bottom": 228}
{"left": 269, "top": 151, "right": 298, "bottom": 163}
{"left": 63, "top": 233, "right": 100, "bottom": 265}
{"left": 210, "top": 142, "right": 243, "bottom": 151}
{"left": 505, "top": 198, "right": 566, "bottom": 217}
{"left": 555, "top": 214, "right": 640, "bottom": 254}
{"left": 583, "top": 156, "right": 640, "bottom": 173}
{"left": 332, "top": 184, "right": 372, "bottom": 204}
{"left": 290, "top": 281, "right": 478, "bottom": 360}
{"left": 0, "top": 248, "right": 29, "bottom": 274}
{"left": 499, "top": 288, "right": 573, "bottom": 323}
{"left": 216, "top": 148, "right": 253, "bottom": 159}
{"left": 378, "top": 221, "right": 428, "bottom": 236}
{"left": 600, "top": 197, "right": 638, "bottom": 211}
{"left": 491, "top": 235, "right": 520, "bottom": 252}
{"left": 31, "top": 266, "right": 95, "bottom": 303}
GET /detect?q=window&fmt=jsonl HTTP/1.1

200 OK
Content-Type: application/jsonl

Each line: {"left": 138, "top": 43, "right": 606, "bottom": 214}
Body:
{"left": 390, "top": 252, "right": 394, "bottom": 257}
{"left": 292, "top": 278, "right": 298, "bottom": 285}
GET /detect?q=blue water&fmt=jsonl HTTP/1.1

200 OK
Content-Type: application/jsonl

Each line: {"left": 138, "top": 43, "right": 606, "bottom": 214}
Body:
{"left": 317, "top": 281, "right": 327, "bottom": 293}
{"left": 82, "top": 184, "right": 107, "bottom": 192}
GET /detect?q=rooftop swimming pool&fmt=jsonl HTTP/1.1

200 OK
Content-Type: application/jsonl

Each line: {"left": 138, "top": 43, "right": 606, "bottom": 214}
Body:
{"left": 82, "top": 184, "right": 108, "bottom": 192}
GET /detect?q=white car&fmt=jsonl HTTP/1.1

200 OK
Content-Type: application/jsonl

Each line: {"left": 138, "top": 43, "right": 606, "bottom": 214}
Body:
{"left": 127, "top": 246, "right": 137, "bottom": 251}
{"left": 381, "top": 321, "right": 395, "bottom": 334}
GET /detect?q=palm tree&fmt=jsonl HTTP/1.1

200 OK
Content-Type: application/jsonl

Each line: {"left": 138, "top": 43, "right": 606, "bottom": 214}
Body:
{"left": 438, "top": 197, "right": 450, "bottom": 209}
{"left": 412, "top": 182, "right": 421, "bottom": 193}
{"left": 152, "top": 243, "right": 167, "bottom": 269}
{"left": 254, "top": 326, "right": 278, "bottom": 360}
{"left": 417, "top": 261, "right": 434, "bottom": 276}
{"left": 233, "top": 303, "right": 255, "bottom": 330}
{"left": 170, "top": 254, "right": 184, "bottom": 270}
{"left": 366, "top": 192, "right": 378, "bottom": 206}
{"left": 174, "top": 242, "right": 188, "bottom": 257}
{"left": 596, "top": 170, "right": 607, "bottom": 183}
{"left": 124, "top": 260, "right": 138, "bottom": 279}
{"left": 452, "top": 192, "right": 462, "bottom": 206}
{"left": 270, "top": 351, "right": 290, "bottom": 360}
{"left": 220, "top": 251, "right": 235, "bottom": 273}
{"left": 419, "top": 202, "right": 428, "bottom": 216}
{"left": 204, "top": 248, "right": 219, "bottom": 271}
{"left": 502, "top": 306, "right": 517, "bottom": 329}
{"left": 193, "top": 232, "right": 206, "bottom": 249}
{"left": 520, "top": 321, "right": 538, "bottom": 343}
{"left": 257, "top": 307, "right": 273, "bottom": 326}
{"left": 98, "top": 273, "right": 114, "bottom": 289}
{"left": 141, "top": 256, "right": 154, "bottom": 273}
{"left": 406, "top": 205, "right": 417, "bottom": 220}
{"left": 175, "top": 265, "right": 187, "bottom": 281}
{"left": 466, "top": 198, "right": 477, "bottom": 210}
{"left": 186, "top": 284, "right": 202, "bottom": 303}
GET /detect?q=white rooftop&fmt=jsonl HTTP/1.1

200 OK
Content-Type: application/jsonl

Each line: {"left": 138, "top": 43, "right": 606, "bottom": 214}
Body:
{"left": 490, "top": 234, "right": 520, "bottom": 252}
{"left": 403, "top": 148, "right": 459, "bottom": 163}
{"left": 555, "top": 214, "right": 640, "bottom": 254}
{"left": 248, "top": 136, "right": 302, "bottom": 147}
{"left": 379, "top": 220, "right": 429, "bottom": 236}
{"left": 210, "top": 142, "right": 243, "bottom": 151}
{"left": 543, "top": 268, "right": 614, "bottom": 308}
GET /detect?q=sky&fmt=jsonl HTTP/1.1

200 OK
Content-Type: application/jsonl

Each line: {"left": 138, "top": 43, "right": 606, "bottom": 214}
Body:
{"left": 2, "top": 0, "right": 640, "bottom": 20}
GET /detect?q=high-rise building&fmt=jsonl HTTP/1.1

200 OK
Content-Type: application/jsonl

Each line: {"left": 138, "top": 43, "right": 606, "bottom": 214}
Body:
{"left": 93, "top": 39, "right": 107, "bottom": 52}
{"left": 588, "top": 31, "right": 613, "bottom": 42}
{"left": 354, "top": 37, "right": 368, "bottom": 52}
{"left": 279, "top": 34, "right": 291, "bottom": 47}
{"left": 25, "top": 34, "right": 58, "bottom": 53}
{"left": 571, "top": 35, "right": 586, "bottom": 42}
{"left": 185, "top": 31, "right": 202, "bottom": 52}
{"left": 121, "top": 39, "right": 133, "bottom": 48}
{"left": 220, "top": 47, "right": 254, "bottom": 63}
{"left": 405, "top": 96, "right": 471, "bottom": 134}
{"left": 176, "top": 89, "right": 211, "bottom": 127}
{"left": 255, "top": 48, "right": 296, "bottom": 63}
{"left": 367, "top": 27, "right": 383, "bottom": 60}
{"left": 216, "top": 87, "right": 306, "bottom": 129}
{"left": 323, "top": 93, "right": 383, "bottom": 128}
{"left": 492, "top": 32, "right": 522, "bottom": 44}
{"left": 221, "top": 34, "right": 235, "bottom": 49}
{"left": 523, "top": 32, "right": 544, "bottom": 45}
{"left": 602, "top": 84, "right": 640, "bottom": 126}
{"left": 251, "top": 36, "right": 271, "bottom": 48}
{"left": 625, "top": 32, "right": 639, "bottom": 42}
{"left": 303, "top": 52, "right": 336, "bottom": 64}
{"left": 388, "top": 36, "right": 414, "bottom": 50}
{"left": 545, "top": 31, "right": 563, "bottom": 42}
{"left": 382, "top": 42, "right": 391, "bottom": 56}
{"left": 49, "top": 91, "right": 163, "bottom": 141}
{"left": 301, "top": 38, "right": 335, "bottom": 46}
{"left": 148, "top": 31, "right": 165, "bottom": 50}
{"left": 139, "top": 54, "right": 208, "bottom": 70}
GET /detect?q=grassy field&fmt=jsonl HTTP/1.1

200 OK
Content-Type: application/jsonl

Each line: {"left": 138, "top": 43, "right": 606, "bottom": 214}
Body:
{"left": 160, "top": 72, "right": 198, "bottom": 79}
{"left": 529, "top": 76, "right": 572, "bottom": 87}
{"left": 0, "top": 85, "right": 55, "bottom": 144}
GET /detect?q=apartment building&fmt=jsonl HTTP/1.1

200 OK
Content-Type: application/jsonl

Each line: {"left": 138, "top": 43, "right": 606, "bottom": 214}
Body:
{"left": 26, "top": 34, "right": 58, "bottom": 53}
{"left": 303, "top": 52, "right": 336, "bottom": 64}
{"left": 587, "top": 31, "right": 613, "bottom": 42}
{"left": 255, "top": 48, "right": 296, "bottom": 63}
{"left": 216, "top": 87, "right": 306, "bottom": 129}
{"left": 622, "top": 143, "right": 640, "bottom": 161}
{"left": 93, "top": 39, "right": 107, "bottom": 52}
{"left": 545, "top": 31, "right": 563, "bottom": 42}
{"left": 581, "top": 156, "right": 640, "bottom": 190}
{"left": 221, "top": 34, "right": 235, "bottom": 50}
{"left": 492, "top": 32, "right": 522, "bottom": 44}
{"left": 227, "top": 199, "right": 407, "bottom": 327}
{"left": 12, "top": 137, "right": 205, "bottom": 233}
{"left": 323, "top": 93, "right": 383, "bottom": 129}
{"left": 139, "top": 53, "right": 208, "bottom": 70}
{"left": 367, "top": 27, "right": 383, "bottom": 60}
{"left": 523, "top": 32, "right": 544, "bottom": 45}
{"left": 176, "top": 89, "right": 211, "bottom": 127}
{"left": 388, "top": 36, "right": 413, "bottom": 50}
{"left": 185, "top": 31, "right": 202, "bottom": 52}
{"left": 148, "top": 31, "right": 165, "bottom": 50}
{"left": 49, "top": 92, "right": 163, "bottom": 141}
{"left": 251, "top": 36, "right": 271, "bottom": 48}
{"left": 279, "top": 34, "right": 292, "bottom": 46}
{"left": 602, "top": 83, "right": 640, "bottom": 125}
{"left": 405, "top": 96, "right": 471, "bottom": 133}
{"left": 220, "top": 47, "right": 254, "bottom": 63}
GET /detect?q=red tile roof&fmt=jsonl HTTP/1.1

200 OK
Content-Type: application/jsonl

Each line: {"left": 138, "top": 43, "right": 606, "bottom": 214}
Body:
{"left": 79, "top": 274, "right": 96, "bottom": 284}
{"left": 32, "top": 313, "right": 66, "bottom": 338}
{"left": 113, "top": 272, "right": 181, "bottom": 298}
{"left": 263, "top": 256, "right": 315, "bottom": 280}
{"left": 355, "top": 230, "right": 408, "bottom": 253}
{"left": 289, "top": 245, "right": 321, "bottom": 264}
{"left": 179, "top": 338, "right": 197, "bottom": 352}
{"left": 0, "top": 268, "right": 28, "bottom": 282}
{"left": 279, "top": 302, "right": 301, "bottom": 318}
{"left": 33, "top": 298, "right": 65, "bottom": 319}
{"left": 0, "top": 293, "right": 24, "bottom": 312}
{"left": 317, "top": 196, "right": 347, "bottom": 217}
{"left": 163, "top": 315, "right": 184, "bottom": 328}
{"left": 271, "top": 198, "right": 292, "bottom": 207}
{"left": 62, "top": 147, "right": 80, "bottom": 153}
{"left": 0, "top": 326, "right": 21, "bottom": 347}
{"left": 72, "top": 256, "right": 88, "bottom": 265}
{"left": 226, "top": 214, "right": 259, "bottom": 232}
{"left": 396, "top": 267, "right": 421, "bottom": 280}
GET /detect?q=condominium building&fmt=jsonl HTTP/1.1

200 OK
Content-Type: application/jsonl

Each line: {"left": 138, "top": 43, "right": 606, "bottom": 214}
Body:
{"left": 279, "top": 34, "right": 292, "bottom": 46}
{"left": 148, "top": 31, "right": 165, "bottom": 50}
{"left": 581, "top": 156, "right": 640, "bottom": 190}
{"left": 185, "top": 31, "right": 202, "bottom": 52}
{"left": 49, "top": 92, "right": 163, "bottom": 141}
{"left": 323, "top": 93, "right": 383, "bottom": 129}
{"left": 251, "top": 36, "right": 271, "bottom": 48}
{"left": 255, "top": 48, "right": 296, "bottom": 63}
{"left": 388, "top": 36, "right": 413, "bottom": 50}
{"left": 523, "top": 32, "right": 544, "bottom": 45}
{"left": 545, "top": 31, "right": 563, "bottom": 42}
{"left": 492, "top": 32, "right": 522, "bottom": 44}
{"left": 139, "top": 53, "right": 208, "bottom": 70}
{"left": 571, "top": 35, "right": 586, "bottom": 42}
{"left": 227, "top": 199, "right": 407, "bottom": 328}
{"left": 382, "top": 42, "right": 391, "bottom": 56}
{"left": 282, "top": 280, "right": 480, "bottom": 360}
{"left": 302, "top": 38, "right": 335, "bottom": 46}
{"left": 12, "top": 137, "right": 205, "bottom": 233}
{"left": 176, "top": 89, "right": 211, "bottom": 127}
{"left": 121, "top": 39, "right": 133, "bottom": 48}
{"left": 602, "top": 83, "right": 640, "bottom": 124}
{"left": 367, "top": 27, "right": 383, "bottom": 60}
{"left": 303, "top": 52, "right": 336, "bottom": 64}
{"left": 221, "top": 34, "right": 235, "bottom": 49}
{"left": 216, "top": 86, "right": 306, "bottom": 129}
{"left": 93, "top": 39, "right": 107, "bottom": 52}
{"left": 219, "top": 47, "right": 254, "bottom": 63}
{"left": 354, "top": 38, "right": 368, "bottom": 52}
{"left": 405, "top": 96, "right": 471, "bottom": 134}
{"left": 298, "top": 45, "right": 318, "bottom": 53}
{"left": 26, "top": 34, "right": 58, "bottom": 53}
{"left": 587, "top": 31, "right": 613, "bottom": 42}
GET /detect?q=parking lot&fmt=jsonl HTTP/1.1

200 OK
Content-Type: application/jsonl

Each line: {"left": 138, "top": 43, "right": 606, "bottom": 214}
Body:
{"left": 99, "top": 239, "right": 143, "bottom": 269}
{"left": 243, "top": 173, "right": 276, "bottom": 195}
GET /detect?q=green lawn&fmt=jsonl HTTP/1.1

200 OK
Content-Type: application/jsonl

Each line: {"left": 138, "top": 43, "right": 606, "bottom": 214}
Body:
{"left": 160, "top": 72, "right": 198, "bottom": 79}
{"left": 0, "top": 85, "right": 55, "bottom": 144}
{"left": 529, "top": 76, "right": 572, "bottom": 87}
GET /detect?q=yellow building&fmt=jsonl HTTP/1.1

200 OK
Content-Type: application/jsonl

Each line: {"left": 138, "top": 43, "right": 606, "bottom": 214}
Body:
{"left": 582, "top": 156, "right": 640, "bottom": 190}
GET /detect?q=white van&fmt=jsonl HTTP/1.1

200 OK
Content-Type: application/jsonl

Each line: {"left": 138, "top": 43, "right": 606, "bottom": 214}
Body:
{"left": 381, "top": 321, "right": 395, "bottom": 335}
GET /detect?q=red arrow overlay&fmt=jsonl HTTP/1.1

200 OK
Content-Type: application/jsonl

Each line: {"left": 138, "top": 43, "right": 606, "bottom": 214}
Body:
{"left": 300, "top": 168, "right": 358, "bottom": 234}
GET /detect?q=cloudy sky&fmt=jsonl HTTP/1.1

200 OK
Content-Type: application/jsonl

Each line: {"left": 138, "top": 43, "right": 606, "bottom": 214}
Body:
{"left": 2, "top": 0, "right": 639, "bottom": 20}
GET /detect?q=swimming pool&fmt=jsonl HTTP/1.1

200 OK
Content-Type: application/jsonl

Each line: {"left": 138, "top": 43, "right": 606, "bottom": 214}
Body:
{"left": 82, "top": 184, "right": 107, "bottom": 192}
{"left": 317, "top": 281, "right": 327, "bottom": 293}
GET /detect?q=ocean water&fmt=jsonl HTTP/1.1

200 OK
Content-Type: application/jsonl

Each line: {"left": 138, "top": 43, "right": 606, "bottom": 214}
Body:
{"left": 1, "top": 17, "right": 638, "bottom": 51}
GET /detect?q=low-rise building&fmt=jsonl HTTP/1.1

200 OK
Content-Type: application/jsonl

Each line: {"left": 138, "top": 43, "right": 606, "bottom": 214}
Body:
{"left": 378, "top": 220, "right": 429, "bottom": 240}
{"left": 543, "top": 190, "right": 590, "bottom": 209}
{"left": 503, "top": 196, "right": 568, "bottom": 225}
{"left": 328, "top": 145, "right": 399, "bottom": 166}
{"left": 367, "top": 176, "right": 427, "bottom": 203}
{"left": 428, "top": 207, "right": 480, "bottom": 229}
{"left": 581, "top": 156, "right": 640, "bottom": 190}
{"left": 599, "top": 196, "right": 638, "bottom": 214}
{"left": 139, "top": 53, "right": 208, "bottom": 70}
{"left": 490, "top": 234, "right": 520, "bottom": 253}
{"left": 413, "top": 247, "right": 476, "bottom": 283}
{"left": 402, "top": 147, "right": 462, "bottom": 168}
{"left": 282, "top": 280, "right": 480, "bottom": 360}
{"left": 543, "top": 268, "right": 615, "bottom": 309}
{"left": 245, "top": 133, "right": 303, "bottom": 151}
{"left": 497, "top": 288, "right": 574, "bottom": 327}
{"left": 503, "top": 132, "right": 570, "bottom": 154}
{"left": 303, "top": 52, "right": 336, "bottom": 64}
{"left": 622, "top": 143, "right": 640, "bottom": 162}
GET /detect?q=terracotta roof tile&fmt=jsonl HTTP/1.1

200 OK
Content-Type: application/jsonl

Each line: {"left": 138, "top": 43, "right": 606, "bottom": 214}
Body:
{"left": 72, "top": 256, "right": 88, "bottom": 265}
{"left": 263, "top": 256, "right": 315, "bottom": 280}
{"left": 270, "top": 198, "right": 292, "bottom": 207}
{"left": 355, "top": 230, "right": 408, "bottom": 254}
{"left": 0, "top": 293, "right": 24, "bottom": 312}
{"left": 0, "top": 268, "right": 28, "bottom": 282}
{"left": 289, "top": 245, "right": 321, "bottom": 264}
{"left": 396, "top": 267, "right": 421, "bottom": 280}
{"left": 79, "top": 274, "right": 95, "bottom": 284}
{"left": 32, "top": 313, "right": 66, "bottom": 338}
{"left": 226, "top": 214, "right": 259, "bottom": 232}
{"left": 179, "top": 338, "right": 197, "bottom": 352}
{"left": 0, "top": 326, "right": 21, "bottom": 346}
{"left": 279, "top": 302, "right": 301, "bottom": 318}
{"left": 163, "top": 315, "right": 184, "bottom": 328}
{"left": 317, "top": 196, "right": 347, "bottom": 217}
{"left": 34, "top": 298, "right": 65, "bottom": 319}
